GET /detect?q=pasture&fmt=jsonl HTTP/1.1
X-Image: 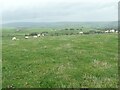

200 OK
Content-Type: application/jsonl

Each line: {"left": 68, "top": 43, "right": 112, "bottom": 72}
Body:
{"left": 2, "top": 28, "right": 118, "bottom": 88}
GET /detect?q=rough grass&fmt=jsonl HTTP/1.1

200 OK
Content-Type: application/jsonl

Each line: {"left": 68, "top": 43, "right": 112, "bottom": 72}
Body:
{"left": 2, "top": 29, "right": 118, "bottom": 88}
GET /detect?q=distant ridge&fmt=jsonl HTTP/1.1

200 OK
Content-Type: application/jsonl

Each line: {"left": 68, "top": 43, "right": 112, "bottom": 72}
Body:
{"left": 2, "top": 21, "right": 117, "bottom": 28}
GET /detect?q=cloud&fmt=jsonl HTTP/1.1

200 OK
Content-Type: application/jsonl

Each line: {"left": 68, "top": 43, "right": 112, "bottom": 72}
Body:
{"left": 1, "top": 0, "right": 119, "bottom": 22}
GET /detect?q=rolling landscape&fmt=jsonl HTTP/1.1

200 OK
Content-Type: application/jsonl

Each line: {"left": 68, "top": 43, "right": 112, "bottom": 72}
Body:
{"left": 2, "top": 21, "right": 118, "bottom": 88}
{"left": 1, "top": 0, "right": 119, "bottom": 89}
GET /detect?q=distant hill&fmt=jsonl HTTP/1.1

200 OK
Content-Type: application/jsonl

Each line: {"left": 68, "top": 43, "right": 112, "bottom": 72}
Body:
{"left": 2, "top": 21, "right": 118, "bottom": 29}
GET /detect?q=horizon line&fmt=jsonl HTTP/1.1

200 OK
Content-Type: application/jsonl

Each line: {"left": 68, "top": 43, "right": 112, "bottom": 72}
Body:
{"left": 2, "top": 20, "right": 118, "bottom": 24}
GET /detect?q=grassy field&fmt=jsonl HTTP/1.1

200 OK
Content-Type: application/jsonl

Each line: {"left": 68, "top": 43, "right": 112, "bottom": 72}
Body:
{"left": 2, "top": 28, "right": 118, "bottom": 88}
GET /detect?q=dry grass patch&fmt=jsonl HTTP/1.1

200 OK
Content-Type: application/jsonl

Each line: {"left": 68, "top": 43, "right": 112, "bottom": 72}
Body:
{"left": 91, "top": 59, "right": 111, "bottom": 69}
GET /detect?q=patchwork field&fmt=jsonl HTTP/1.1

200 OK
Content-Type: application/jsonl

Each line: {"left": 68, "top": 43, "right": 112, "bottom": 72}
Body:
{"left": 2, "top": 28, "right": 118, "bottom": 88}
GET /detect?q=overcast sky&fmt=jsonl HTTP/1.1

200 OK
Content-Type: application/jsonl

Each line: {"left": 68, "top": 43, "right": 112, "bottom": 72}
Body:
{"left": 0, "top": 0, "right": 119, "bottom": 23}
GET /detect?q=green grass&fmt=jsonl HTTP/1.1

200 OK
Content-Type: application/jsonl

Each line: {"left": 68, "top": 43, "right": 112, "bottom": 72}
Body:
{"left": 2, "top": 28, "right": 118, "bottom": 88}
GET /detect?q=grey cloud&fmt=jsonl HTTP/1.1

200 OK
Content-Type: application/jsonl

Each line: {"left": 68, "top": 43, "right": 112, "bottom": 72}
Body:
{"left": 2, "top": 1, "right": 118, "bottom": 22}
